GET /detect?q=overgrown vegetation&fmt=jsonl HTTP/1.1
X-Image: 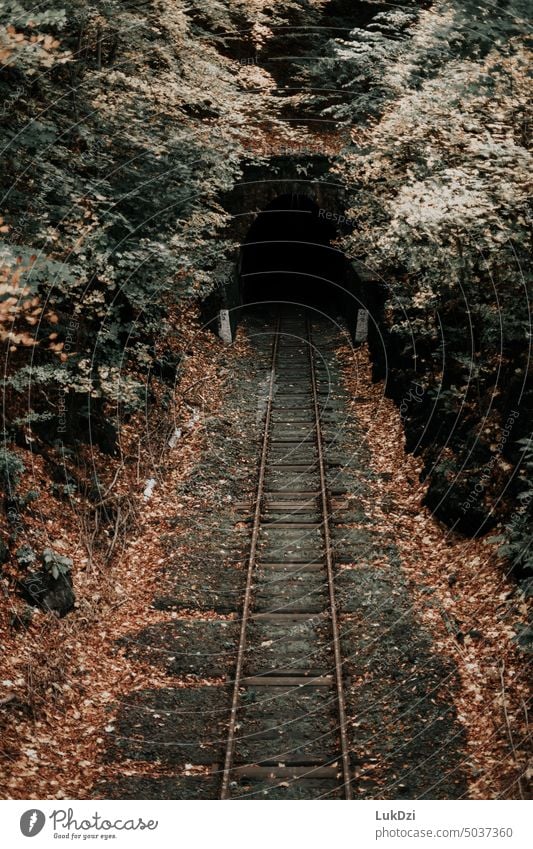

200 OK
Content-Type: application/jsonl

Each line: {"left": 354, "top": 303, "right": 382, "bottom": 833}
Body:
{"left": 0, "top": 0, "right": 304, "bottom": 449}
{"left": 0, "top": 0, "right": 305, "bottom": 576}
{"left": 308, "top": 0, "right": 532, "bottom": 579}
{"left": 0, "top": 1, "right": 530, "bottom": 577}
{"left": 0, "top": 0, "right": 530, "bottom": 801}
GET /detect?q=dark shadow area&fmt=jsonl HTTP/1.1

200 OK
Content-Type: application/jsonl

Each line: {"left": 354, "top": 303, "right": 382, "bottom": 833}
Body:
{"left": 240, "top": 193, "right": 346, "bottom": 312}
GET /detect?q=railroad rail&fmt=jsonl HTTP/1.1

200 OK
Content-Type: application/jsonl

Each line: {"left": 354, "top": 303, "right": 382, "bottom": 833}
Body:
{"left": 220, "top": 309, "right": 353, "bottom": 799}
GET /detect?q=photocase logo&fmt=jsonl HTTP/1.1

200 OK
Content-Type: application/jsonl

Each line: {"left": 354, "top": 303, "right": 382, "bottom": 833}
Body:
{"left": 20, "top": 809, "right": 46, "bottom": 837}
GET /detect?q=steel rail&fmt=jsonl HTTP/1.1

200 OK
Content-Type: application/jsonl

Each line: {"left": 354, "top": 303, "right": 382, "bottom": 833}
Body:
{"left": 220, "top": 316, "right": 281, "bottom": 800}
{"left": 306, "top": 317, "right": 353, "bottom": 799}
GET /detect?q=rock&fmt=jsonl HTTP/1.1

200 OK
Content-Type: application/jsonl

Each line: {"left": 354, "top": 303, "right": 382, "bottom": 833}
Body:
{"left": 19, "top": 569, "right": 75, "bottom": 617}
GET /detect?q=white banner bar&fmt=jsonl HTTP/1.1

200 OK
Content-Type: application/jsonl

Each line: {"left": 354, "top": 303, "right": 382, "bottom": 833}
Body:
{"left": 1, "top": 799, "right": 530, "bottom": 848}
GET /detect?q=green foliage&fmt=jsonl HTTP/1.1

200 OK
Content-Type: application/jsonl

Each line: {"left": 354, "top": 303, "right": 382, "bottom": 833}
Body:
{"left": 51, "top": 482, "right": 76, "bottom": 498}
{"left": 15, "top": 544, "right": 36, "bottom": 567}
{"left": 0, "top": 2, "right": 67, "bottom": 28}
{"left": 306, "top": 8, "right": 420, "bottom": 123}
{"left": 0, "top": 0, "right": 258, "bottom": 446}
{"left": 12, "top": 412, "right": 54, "bottom": 428}
{"left": 41, "top": 547, "right": 73, "bottom": 580}
{"left": 322, "top": 0, "right": 532, "bottom": 536}
{"left": 0, "top": 447, "right": 25, "bottom": 492}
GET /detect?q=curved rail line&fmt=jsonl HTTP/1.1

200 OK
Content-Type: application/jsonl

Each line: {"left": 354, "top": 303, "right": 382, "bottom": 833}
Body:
{"left": 220, "top": 310, "right": 352, "bottom": 799}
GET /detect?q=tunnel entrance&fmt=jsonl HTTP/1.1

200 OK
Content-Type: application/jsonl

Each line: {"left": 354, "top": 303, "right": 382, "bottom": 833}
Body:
{"left": 240, "top": 193, "right": 346, "bottom": 312}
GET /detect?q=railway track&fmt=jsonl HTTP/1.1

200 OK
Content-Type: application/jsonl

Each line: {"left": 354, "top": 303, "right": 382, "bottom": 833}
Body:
{"left": 221, "top": 308, "right": 353, "bottom": 799}
{"left": 105, "top": 305, "right": 468, "bottom": 801}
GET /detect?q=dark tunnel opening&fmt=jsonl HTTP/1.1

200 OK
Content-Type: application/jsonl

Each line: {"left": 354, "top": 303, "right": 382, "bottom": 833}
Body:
{"left": 240, "top": 193, "right": 347, "bottom": 313}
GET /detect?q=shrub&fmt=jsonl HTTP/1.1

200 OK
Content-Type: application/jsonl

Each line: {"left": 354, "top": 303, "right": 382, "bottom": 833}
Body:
{"left": 41, "top": 548, "right": 73, "bottom": 581}
{"left": 0, "top": 447, "right": 25, "bottom": 493}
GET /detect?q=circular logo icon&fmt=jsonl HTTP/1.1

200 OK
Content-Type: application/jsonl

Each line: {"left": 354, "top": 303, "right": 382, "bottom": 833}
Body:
{"left": 20, "top": 810, "right": 46, "bottom": 837}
